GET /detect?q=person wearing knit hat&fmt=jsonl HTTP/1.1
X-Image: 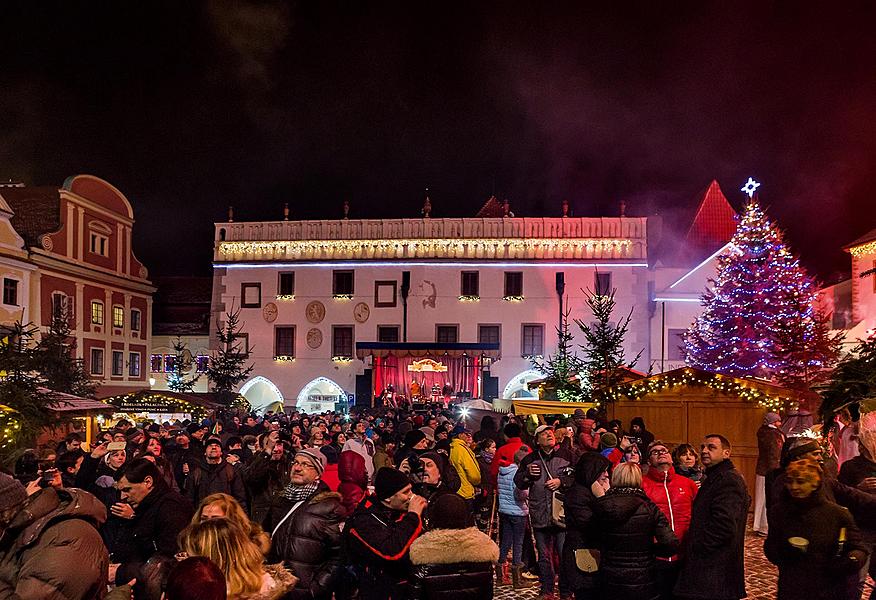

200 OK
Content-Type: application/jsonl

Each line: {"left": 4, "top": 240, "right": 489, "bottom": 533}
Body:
{"left": 755, "top": 410, "right": 786, "bottom": 535}
{"left": 345, "top": 467, "right": 427, "bottom": 600}
{"left": 0, "top": 472, "right": 110, "bottom": 597}
{"left": 263, "top": 442, "right": 343, "bottom": 598}
{"left": 766, "top": 456, "right": 869, "bottom": 600}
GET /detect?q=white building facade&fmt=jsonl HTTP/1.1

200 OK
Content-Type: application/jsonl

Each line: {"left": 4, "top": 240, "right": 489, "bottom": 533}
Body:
{"left": 211, "top": 217, "right": 651, "bottom": 413}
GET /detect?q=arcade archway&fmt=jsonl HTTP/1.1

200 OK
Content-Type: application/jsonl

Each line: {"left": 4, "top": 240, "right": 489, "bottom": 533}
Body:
{"left": 239, "top": 376, "right": 284, "bottom": 414}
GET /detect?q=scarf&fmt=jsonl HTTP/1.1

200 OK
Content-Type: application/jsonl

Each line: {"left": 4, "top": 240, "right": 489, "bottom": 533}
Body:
{"left": 279, "top": 481, "right": 319, "bottom": 503}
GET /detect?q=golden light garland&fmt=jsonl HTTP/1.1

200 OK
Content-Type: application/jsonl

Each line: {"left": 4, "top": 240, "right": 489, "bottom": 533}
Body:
{"left": 275, "top": 294, "right": 295, "bottom": 301}
{"left": 0, "top": 407, "right": 21, "bottom": 450}
{"left": 218, "top": 237, "right": 636, "bottom": 261}
{"left": 273, "top": 355, "right": 295, "bottom": 362}
{"left": 458, "top": 295, "right": 480, "bottom": 302}
{"left": 850, "top": 240, "right": 876, "bottom": 257}
{"left": 503, "top": 295, "right": 525, "bottom": 302}
{"left": 604, "top": 369, "right": 797, "bottom": 412}
{"left": 106, "top": 393, "right": 211, "bottom": 419}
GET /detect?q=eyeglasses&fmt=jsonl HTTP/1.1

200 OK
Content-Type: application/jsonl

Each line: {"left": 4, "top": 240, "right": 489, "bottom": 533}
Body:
{"left": 649, "top": 448, "right": 670, "bottom": 456}
{"left": 292, "top": 460, "right": 317, "bottom": 470}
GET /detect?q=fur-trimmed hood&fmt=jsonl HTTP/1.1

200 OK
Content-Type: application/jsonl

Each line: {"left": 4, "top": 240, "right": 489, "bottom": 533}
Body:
{"left": 234, "top": 564, "right": 298, "bottom": 600}
{"left": 409, "top": 526, "right": 499, "bottom": 565}
{"left": 309, "top": 490, "right": 342, "bottom": 505}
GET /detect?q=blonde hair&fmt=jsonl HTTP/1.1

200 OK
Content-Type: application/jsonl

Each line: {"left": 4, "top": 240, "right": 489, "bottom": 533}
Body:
{"left": 178, "top": 518, "right": 265, "bottom": 597}
{"left": 192, "top": 493, "right": 271, "bottom": 555}
{"left": 610, "top": 462, "right": 643, "bottom": 489}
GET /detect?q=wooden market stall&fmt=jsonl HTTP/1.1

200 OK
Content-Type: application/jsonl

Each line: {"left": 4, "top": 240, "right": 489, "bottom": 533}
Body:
{"left": 102, "top": 390, "right": 222, "bottom": 425}
{"left": 44, "top": 389, "right": 114, "bottom": 448}
{"left": 602, "top": 367, "right": 819, "bottom": 500}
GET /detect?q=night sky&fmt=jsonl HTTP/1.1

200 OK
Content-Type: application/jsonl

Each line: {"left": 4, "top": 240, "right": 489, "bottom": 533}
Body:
{"left": 2, "top": 2, "right": 874, "bottom": 281}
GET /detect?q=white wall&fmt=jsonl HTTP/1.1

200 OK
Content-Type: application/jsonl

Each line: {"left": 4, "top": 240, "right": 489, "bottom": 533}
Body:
{"left": 213, "top": 261, "right": 651, "bottom": 405}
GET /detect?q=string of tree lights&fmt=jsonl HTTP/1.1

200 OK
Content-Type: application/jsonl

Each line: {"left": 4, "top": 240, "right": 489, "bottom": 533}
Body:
{"left": 683, "top": 191, "right": 840, "bottom": 384}
{"left": 603, "top": 368, "right": 798, "bottom": 412}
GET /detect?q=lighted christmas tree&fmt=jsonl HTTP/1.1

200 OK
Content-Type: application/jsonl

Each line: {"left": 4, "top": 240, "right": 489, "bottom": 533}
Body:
{"left": 684, "top": 192, "right": 836, "bottom": 381}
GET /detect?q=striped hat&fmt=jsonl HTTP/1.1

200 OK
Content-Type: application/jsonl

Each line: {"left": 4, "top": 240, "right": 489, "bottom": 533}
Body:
{"left": 294, "top": 447, "right": 326, "bottom": 476}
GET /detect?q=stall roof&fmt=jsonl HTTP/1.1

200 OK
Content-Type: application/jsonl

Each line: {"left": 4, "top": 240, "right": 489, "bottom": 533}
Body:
{"left": 356, "top": 342, "right": 501, "bottom": 360}
{"left": 102, "top": 390, "right": 221, "bottom": 413}
{"left": 512, "top": 399, "right": 599, "bottom": 415}
{"left": 41, "top": 389, "right": 113, "bottom": 414}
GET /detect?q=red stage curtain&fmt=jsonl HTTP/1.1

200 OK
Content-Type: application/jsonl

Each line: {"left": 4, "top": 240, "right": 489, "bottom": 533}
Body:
{"left": 375, "top": 355, "right": 480, "bottom": 397}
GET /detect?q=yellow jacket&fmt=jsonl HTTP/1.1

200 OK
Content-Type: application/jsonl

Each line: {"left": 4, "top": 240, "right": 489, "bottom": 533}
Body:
{"left": 450, "top": 438, "right": 481, "bottom": 499}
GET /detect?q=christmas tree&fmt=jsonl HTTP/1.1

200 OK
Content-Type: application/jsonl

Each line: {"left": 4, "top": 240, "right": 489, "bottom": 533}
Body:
{"left": 531, "top": 304, "right": 587, "bottom": 402}
{"left": 684, "top": 198, "right": 837, "bottom": 381}
{"left": 206, "top": 308, "right": 254, "bottom": 405}
{"left": 576, "top": 285, "right": 642, "bottom": 400}
{"left": 166, "top": 336, "right": 201, "bottom": 393}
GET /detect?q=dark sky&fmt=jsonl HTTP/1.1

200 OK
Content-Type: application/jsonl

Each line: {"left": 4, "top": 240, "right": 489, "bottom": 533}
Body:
{"left": 2, "top": 1, "right": 874, "bottom": 281}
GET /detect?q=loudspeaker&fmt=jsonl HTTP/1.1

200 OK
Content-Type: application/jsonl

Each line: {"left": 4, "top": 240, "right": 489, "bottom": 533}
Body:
{"left": 355, "top": 370, "right": 373, "bottom": 407}
{"left": 556, "top": 272, "right": 565, "bottom": 295}
{"left": 401, "top": 271, "right": 411, "bottom": 299}
{"left": 482, "top": 374, "right": 499, "bottom": 401}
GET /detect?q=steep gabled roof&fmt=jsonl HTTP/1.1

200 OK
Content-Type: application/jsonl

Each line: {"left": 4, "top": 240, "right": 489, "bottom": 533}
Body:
{"left": 475, "top": 195, "right": 504, "bottom": 218}
{"left": 684, "top": 180, "right": 738, "bottom": 249}
{"left": 844, "top": 227, "right": 876, "bottom": 251}
{"left": 3, "top": 186, "right": 62, "bottom": 247}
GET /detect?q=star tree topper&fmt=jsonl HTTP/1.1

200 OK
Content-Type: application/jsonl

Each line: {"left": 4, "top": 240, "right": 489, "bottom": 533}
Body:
{"left": 741, "top": 177, "right": 761, "bottom": 198}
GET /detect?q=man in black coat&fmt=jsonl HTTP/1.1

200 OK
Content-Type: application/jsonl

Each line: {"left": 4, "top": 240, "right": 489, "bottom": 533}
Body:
{"left": 114, "top": 458, "right": 194, "bottom": 585}
{"left": 674, "top": 434, "right": 750, "bottom": 600}
{"left": 345, "top": 467, "right": 427, "bottom": 600}
{"left": 264, "top": 448, "right": 342, "bottom": 600}
{"left": 184, "top": 439, "right": 248, "bottom": 510}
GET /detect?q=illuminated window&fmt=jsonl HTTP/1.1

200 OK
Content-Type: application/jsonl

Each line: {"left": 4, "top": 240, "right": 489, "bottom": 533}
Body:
{"left": 275, "top": 326, "right": 295, "bottom": 357}
{"left": 195, "top": 355, "right": 209, "bottom": 372}
{"left": 90, "top": 348, "right": 104, "bottom": 375}
{"left": 150, "top": 354, "right": 163, "bottom": 372}
{"left": 128, "top": 353, "right": 141, "bottom": 377}
{"left": 131, "top": 309, "right": 141, "bottom": 331}
{"left": 112, "top": 306, "right": 124, "bottom": 328}
{"left": 521, "top": 324, "right": 544, "bottom": 356}
{"left": 164, "top": 354, "right": 176, "bottom": 373}
{"left": 89, "top": 232, "right": 108, "bottom": 257}
{"left": 112, "top": 351, "right": 124, "bottom": 376}
{"left": 91, "top": 301, "right": 104, "bottom": 325}
{"left": 460, "top": 271, "right": 479, "bottom": 297}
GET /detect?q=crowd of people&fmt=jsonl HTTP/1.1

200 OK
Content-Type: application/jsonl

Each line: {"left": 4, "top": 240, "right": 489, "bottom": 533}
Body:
{"left": 0, "top": 403, "right": 873, "bottom": 600}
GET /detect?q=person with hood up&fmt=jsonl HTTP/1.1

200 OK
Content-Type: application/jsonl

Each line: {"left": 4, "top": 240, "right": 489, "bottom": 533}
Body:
{"left": 641, "top": 440, "right": 698, "bottom": 598}
{"left": 409, "top": 493, "right": 499, "bottom": 600}
{"left": 490, "top": 422, "right": 525, "bottom": 485}
{"left": 628, "top": 417, "right": 654, "bottom": 452}
{"left": 574, "top": 409, "right": 601, "bottom": 453}
{"left": 561, "top": 452, "right": 611, "bottom": 600}
{"left": 338, "top": 450, "right": 368, "bottom": 519}
{"left": 0, "top": 473, "right": 109, "bottom": 599}
{"left": 754, "top": 411, "right": 785, "bottom": 535}
{"left": 410, "top": 451, "right": 460, "bottom": 529}
{"left": 449, "top": 426, "right": 481, "bottom": 504}
{"left": 765, "top": 457, "right": 868, "bottom": 600}
{"left": 496, "top": 445, "right": 536, "bottom": 589}
{"left": 593, "top": 462, "right": 679, "bottom": 600}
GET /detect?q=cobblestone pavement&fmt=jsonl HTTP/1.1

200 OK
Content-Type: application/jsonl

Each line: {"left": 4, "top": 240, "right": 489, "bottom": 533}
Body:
{"left": 493, "top": 524, "right": 874, "bottom": 599}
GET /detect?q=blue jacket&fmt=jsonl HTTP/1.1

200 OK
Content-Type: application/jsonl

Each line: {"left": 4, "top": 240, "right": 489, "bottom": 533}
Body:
{"left": 497, "top": 464, "right": 528, "bottom": 516}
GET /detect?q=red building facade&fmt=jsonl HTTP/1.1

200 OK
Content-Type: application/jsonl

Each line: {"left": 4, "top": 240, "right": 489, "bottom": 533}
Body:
{"left": 6, "top": 175, "right": 154, "bottom": 396}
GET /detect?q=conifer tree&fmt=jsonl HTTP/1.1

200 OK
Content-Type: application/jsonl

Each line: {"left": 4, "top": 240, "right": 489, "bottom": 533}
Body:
{"left": 576, "top": 286, "right": 642, "bottom": 399}
{"left": 37, "top": 312, "right": 97, "bottom": 398}
{"left": 166, "top": 336, "right": 201, "bottom": 393}
{"left": 532, "top": 304, "right": 587, "bottom": 402}
{"left": 685, "top": 201, "right": 840, "bottom": 381}
{"left": 206, "top": 308, "right": 254, "bottom": 404}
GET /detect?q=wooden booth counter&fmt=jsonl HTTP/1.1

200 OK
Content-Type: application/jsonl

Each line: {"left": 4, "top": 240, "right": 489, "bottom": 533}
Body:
{"left": 603, "top": 367, "right": 819, "bottom": 501}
